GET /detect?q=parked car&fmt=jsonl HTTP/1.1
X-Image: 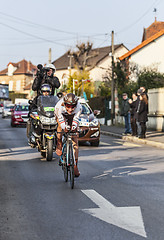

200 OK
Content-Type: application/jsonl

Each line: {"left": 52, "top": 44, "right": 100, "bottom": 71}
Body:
{"left": 2, "top": 104, "right": 14, "bottom": 118}
{"left": 0, "top": 103, "right": 3, "bottom": 114}
{"left": 11, "top": 104, "right": 29, "bottom": 127}
{"left": 78, "top": 98, "right": 100, "bottom": 146}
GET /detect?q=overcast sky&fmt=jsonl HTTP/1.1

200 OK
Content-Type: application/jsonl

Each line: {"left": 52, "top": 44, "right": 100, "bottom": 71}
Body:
{"left": 0, "top": 0, "right": 163, "bottom": 70}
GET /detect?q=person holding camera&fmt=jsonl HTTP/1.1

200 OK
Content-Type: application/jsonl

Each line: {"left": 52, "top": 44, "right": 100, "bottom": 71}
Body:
{"left": 32, "top": 63, "right": 60, "bottom": 96}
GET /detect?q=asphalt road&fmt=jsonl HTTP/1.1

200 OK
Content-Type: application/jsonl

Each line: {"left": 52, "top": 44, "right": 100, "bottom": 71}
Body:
{"left": 0, "top": 118, "right": 164, "bottom": 240}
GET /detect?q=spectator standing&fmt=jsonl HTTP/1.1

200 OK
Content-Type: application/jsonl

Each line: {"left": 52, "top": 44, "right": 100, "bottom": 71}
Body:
{"left": 121, "top": 93, "right": 132, "bottom": 135}
{"left": 134, "top": 89, "right": 142, "bottom": 137}
{"left": 135, "top": 93, "right": 148, "bottom": 138}
{"left": 140, "top": 86, "right": 148, "bottom": 99}
{"left": 129, "top": 93, "right": 138, "bottom": 136}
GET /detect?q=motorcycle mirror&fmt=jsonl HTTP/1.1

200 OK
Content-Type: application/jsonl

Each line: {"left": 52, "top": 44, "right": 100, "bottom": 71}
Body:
{"left": 28, "top": 100, "right": 33, "bottom": 104}
{"left": 94, "top": 110, "right": 101, "bottom": 116}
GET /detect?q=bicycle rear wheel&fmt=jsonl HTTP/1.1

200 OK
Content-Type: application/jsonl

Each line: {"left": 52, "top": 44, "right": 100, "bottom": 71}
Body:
{"left": 69, "top": 142, "right": 75, "bottom": 189}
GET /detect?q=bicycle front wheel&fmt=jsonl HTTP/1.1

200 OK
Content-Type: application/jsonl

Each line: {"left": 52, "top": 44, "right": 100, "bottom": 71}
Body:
{"left": 69, "top": 142, "right": 75, "bottom": 189}
{"left": 62, "top": 144, "right": 68, "bottom": 182}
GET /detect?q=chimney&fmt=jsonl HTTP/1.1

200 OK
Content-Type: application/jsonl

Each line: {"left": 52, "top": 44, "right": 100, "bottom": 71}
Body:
{"left": 27, "top": 61, "right": 31, "bottom": 72}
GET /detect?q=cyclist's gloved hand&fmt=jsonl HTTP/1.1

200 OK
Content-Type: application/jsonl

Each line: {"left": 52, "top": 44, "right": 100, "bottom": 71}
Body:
{"left": 64, "top": 125, "right": 71, "bottom": 133}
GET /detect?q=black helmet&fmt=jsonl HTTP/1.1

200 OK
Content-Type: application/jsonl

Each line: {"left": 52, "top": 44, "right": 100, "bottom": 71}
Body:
{"left": 40, "top": 84, "right": 51, "bottom": 94}
{"left": 64, "top": 93, "right": 78, "bottom": 107}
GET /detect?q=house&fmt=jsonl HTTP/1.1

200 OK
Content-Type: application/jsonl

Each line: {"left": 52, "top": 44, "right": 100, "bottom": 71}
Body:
{"left": 119, "top": 19, "right": 164, "bottom": 76}
{"left": 0, "top": 59, "right": 37, "bottom": 98}
{"left": 142, "top": 18, "right": 164, "bottom": 41}
{"left": 52, "top": 44, "right": 128, "bottom": 89}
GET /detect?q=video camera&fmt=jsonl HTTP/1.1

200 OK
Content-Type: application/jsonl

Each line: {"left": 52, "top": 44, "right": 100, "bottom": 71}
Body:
{"left": 36, "top": 64, "right": 49, "bottom": 81}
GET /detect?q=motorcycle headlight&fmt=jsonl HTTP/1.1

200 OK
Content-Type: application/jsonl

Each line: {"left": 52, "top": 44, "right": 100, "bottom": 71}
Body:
{"left": 40, "top": 116, "right": 50, "bottom": 123}
{"left": 40, "top": 116, "right": 57, "bottom": 124}
{"left": 89, "top": 119, "right": 99, "bottom": 127}
{"left": 50, "top": 117, "right": 57, "bottom": 124}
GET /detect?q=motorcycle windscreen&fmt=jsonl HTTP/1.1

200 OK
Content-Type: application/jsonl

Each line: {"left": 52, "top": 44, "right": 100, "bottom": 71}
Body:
{"left": 37, "top": 95, "right": 59, "bottom": 117}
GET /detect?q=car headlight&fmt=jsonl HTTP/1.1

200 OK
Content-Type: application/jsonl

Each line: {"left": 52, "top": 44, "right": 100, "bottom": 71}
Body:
{"left": 89, "top": 119, "right": 99, "bottom": 127}
{"left": 14, "top": 115, "right": 21, "bottom": 118}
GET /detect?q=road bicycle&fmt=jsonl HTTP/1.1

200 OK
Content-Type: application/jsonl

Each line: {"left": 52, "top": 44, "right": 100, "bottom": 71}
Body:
{"left": 60, "top": 131, "right": 77, "bottom": 189}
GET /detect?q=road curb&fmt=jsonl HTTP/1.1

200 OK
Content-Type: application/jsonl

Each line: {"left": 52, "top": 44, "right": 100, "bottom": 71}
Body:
{"left": 101, "top": 130, "right": 164, "bottom": 149}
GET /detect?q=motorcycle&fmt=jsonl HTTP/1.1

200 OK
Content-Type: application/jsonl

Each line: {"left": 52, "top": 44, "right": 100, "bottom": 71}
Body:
{"left": 27, "top": 95, "right": 59, "bottom": 161}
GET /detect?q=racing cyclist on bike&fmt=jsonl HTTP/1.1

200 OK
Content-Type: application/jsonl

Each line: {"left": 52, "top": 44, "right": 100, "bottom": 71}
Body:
{"left": 54, "top": 93, "right": 82, "bottom": 177}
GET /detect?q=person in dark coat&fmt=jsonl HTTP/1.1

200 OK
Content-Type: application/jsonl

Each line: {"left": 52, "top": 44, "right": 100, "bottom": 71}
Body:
{"left": 134, "top": 89, "right": 143, "bottom": 137}
{"left": 32, "top": 63, "right": 60, "bottom": 96}
{"left": 129, "top": 92, "right": 137, "bottom": 136}
{"left": 120, "top": 93, "right": 132, "bottom": 134}
{"left": 135, "top": 93, "right": 148, "bottom": 138}
{"left": 29, "top": 63, "right": 60, "bottom": 113}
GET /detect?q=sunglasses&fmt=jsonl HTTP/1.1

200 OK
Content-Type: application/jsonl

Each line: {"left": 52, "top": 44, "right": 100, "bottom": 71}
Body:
{"left": 42, "top": 90, "right": 50, "bottom": 93}
{"left": 65, "top": 103, "right": 76, "bottom": 108}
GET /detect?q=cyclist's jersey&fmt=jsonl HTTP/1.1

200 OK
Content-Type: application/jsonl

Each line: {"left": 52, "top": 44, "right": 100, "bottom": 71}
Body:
{"left": 54, "top": 98, "right": 82, "bottom": 129}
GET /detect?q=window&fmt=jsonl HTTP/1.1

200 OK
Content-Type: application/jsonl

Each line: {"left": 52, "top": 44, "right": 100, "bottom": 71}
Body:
{"left": 16, "top": 80, "right": 21, "bottom": 91}
{"left": 9, "top": 81, "right": 13, "bottom": 91}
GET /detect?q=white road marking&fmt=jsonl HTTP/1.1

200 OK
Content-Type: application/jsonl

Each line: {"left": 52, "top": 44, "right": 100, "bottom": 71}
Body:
{"left": 81, "top": 189, "right": 147, "bottom": 238}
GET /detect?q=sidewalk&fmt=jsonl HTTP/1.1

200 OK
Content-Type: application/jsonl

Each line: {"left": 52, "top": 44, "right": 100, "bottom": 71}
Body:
{"left": 100, "top": 124, "right": 164, "bottom": 149}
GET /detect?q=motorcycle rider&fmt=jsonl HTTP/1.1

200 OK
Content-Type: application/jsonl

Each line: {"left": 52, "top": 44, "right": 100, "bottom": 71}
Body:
{"left": 32, "top": 63, "right": 60, "bottom": 96}
{"left": 29, "top": 83, "right": 52, "bottom": 112}
{"left": 28, "top": 84, "right": 53, "bottom": 145}
{"left": 54, "top": 93, "right": 82, "bottom": 177}
{"left": 41, "top": 84, "right": 52, "bottom": 96}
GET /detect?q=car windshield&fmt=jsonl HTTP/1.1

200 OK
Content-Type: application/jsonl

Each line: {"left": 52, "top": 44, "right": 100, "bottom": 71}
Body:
{"left": 15, "top": 105, "right": 29, "bottom": 111}
{"left": 81, "top": 103, "right": 92, "bottom": 115}
{"left": 5, "top": 105, "right": 14, "bottom": 109}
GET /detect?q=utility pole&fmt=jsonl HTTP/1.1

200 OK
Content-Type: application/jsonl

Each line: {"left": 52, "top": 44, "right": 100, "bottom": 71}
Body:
{"left": 111, "top": 30, "right": 115, "bottom": 125}
{"left": 48, "top": 48, "right": 52, "bottom": 64}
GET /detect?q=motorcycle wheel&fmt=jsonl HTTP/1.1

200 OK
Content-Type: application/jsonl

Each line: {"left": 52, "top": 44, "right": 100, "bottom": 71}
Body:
{"left": 46, "top": 139, "right": 53, "bottom": 161}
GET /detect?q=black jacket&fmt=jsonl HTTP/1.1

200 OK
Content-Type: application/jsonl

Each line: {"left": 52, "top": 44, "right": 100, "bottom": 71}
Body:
{"left": 121, "top": 98, "right": 130, "bottom": 116}
{"left": 32, "top": 75, "right": 60, "bottom": 96}
{"left": 130, "top": 100, "right": 137, "bottom": 117}
{"left": 135, "top": 100, "right": 148, "bottom": 122}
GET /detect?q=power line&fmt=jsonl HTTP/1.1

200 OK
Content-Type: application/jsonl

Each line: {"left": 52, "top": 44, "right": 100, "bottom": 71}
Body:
{"left": 0, "top": 11, "right": 78, "bottom": 36}
{"left": 117, "top": 0, "right": 162, "bottom": 34}
{"left": 0, "top": 22, "right": 71, "bottom": 47}
{"left": 0, "top": 11, "right": 112, "bottom": 39}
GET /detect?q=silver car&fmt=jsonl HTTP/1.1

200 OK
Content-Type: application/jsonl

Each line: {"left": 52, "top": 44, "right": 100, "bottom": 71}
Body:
{"left": 2, "top": 104, "right": 14, "bottom": 118}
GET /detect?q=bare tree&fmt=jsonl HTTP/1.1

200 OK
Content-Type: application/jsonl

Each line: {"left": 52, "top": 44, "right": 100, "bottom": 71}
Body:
{"left": 68, "top": 42, "right": 98, "bottom": 70}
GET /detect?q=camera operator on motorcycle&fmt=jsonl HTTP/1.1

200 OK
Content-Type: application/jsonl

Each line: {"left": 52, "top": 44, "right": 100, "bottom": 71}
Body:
{"left": 54, "top": 93, "right": 82, "bottom": 177}
{"left": 28, "top": 64, "right": 60, "bottom": 144}
{"left": 32, "top": 63, "right": 60, "bottom": 96}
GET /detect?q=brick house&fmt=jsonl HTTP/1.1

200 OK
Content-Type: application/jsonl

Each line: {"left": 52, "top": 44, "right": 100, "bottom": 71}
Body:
{"left": 0, "top": 59, "right": 37, "bottom": 98}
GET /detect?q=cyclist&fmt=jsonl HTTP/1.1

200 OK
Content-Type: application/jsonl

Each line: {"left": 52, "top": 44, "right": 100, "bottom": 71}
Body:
{"left": 54, "top": 93, "right": 82, "bottom": 177}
